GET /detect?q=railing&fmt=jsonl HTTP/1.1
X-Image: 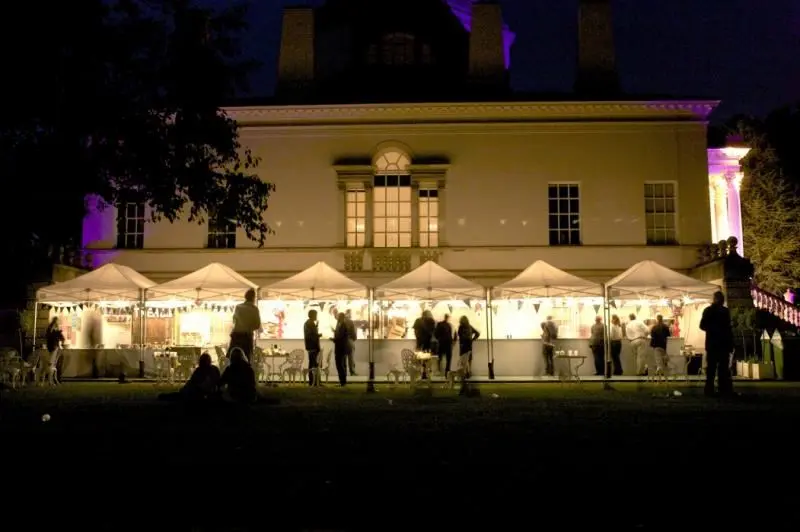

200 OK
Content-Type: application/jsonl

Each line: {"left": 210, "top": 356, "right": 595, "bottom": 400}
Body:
{"left": 752, "top": 285, "right": 800, "bottom": 327}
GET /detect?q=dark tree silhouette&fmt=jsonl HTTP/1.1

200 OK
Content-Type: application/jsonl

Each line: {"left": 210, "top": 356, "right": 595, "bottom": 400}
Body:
{"left": 0, "top": 0, "right": 272, "bottom": 304}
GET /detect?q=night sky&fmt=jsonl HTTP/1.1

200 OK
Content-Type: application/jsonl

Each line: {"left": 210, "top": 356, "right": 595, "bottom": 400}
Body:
{"left": 211, "top": 0, "right": 799, "bottom": 123}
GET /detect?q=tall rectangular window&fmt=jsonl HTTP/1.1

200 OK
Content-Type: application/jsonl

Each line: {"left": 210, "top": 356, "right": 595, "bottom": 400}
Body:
{"left": 548, "top": 184, "right": 581, "bottom": 246}
{"left": 645, "top": 182, "right": 678, "bottom": 245}
{"left": 373, "top": 174, "right": 412, "bottom": 248}
{"left": 116, "top": 202, "right": 145, "bottom": 249}
{"left": 346, "top": 189, "right": 366, "bottom": 247}
{"left": 207, "top": 214, "right": 236, "bottom": 249}
{"left": 418, "top": 189, "right": 439, "bottom": 248}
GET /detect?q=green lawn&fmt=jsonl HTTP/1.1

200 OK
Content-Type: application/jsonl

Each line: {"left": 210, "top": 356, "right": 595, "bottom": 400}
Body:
{"left": 4, "top": 381, "right": 800, "bottom": 524}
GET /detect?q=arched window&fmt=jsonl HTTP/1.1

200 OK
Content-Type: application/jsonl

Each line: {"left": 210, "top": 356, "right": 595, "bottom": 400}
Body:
{"left": 373, "top": 151, "right": 412, "bottom": 248}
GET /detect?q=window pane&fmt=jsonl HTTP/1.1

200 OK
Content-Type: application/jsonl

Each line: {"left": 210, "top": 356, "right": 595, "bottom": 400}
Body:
{"left": 399, "top": 187, "right": 411, "bottom": 202}
{"left": 559, "top": 214, "right": 569, "bottom": 229}
{"left": 665, "top": 183, "right": 675, "bottom": 197}
{"left": 654, "top": 184, "right": 664, "bottom": 197}
{"left": 570, "top": 230, "right": 581, "bottom": 243}
{"left": 346, "top": 203, "right": 356, "bottom": 217}
{"left": 654, "top": 199, "right": 665, "bottom": 212}
{"left": 429, "top": 201, "right": 438, "bottom": 217}
{"left": 374, "top": 234, "right": 386, "bottom": 247}
{"left": 346, "top": 219, "right": 356, "bottom": 232}
{"left": 429, "top": 220, "right": 438, "bottom": 232}
{"left": 387, "top": 234, "right": 399, "bottom": 247}
{"left": 645, "top": 199, "right": 655, "bottom": 213}
{"left": 347, "top": 234, "right": 356, "bottom": 247}
{"left": 665, "top": 199, "right": 675, "bottom": 213}
{"left": 374, "top": 218, "right": 386, "bottom": 232}
{"left": 559, "top": 199, "right": 569, "bottom": 212}
{"left": 419, "top": 202, "right": 428, "bottom": 217}
{"left": 386, "top": 218, "right": 398, "bottom": 232}
{"left": 386, "top": 203, "right": 399, "bottom": 217}
{"left": 429, "top": 233, "right": 438, "bottom": 247}
{"left": 548, "top": 186, "right": 558, "bottom": 200}
{"left": 374, "top": 188, "right": 386, "bottom": 201}
{"left": 419, "top": 234, "right": 429, "bottom": 247}
{"left": 399, "top": 233, "right": 411, "bottom": 248}
{"left": 548, "top": 215, "right": 558, "bottom": 230}
{"left": 399, "top": 218, "right": 411, "bottom": 232}
{"left": 645, "top": 213, "right": 655, "bottom": 229}
{"left": 356, "top": 234, "right": 365, "bottom": 247}
{"left": 570, "top": 215, "right": 580, "bottom": 227}
{"left": 356, "top": 203, "right": 366, "bottom": 217}
{"left": 419, "top": 217, "right": 429, "bottom": 231}
{"left": 568, "top": 185, "right": 579, "bottom": 198}
{"left": 374, "top": 203, "right": 386, "bottom": 217}
{"left": 548, "top": 200, "right": 558, "bottom": 214}
{"left": 386, "top": 188, "right": 399, "bottom": 202}
{"left": 356, "top": 191, "right": 366, "bottom": 202}
{"left": 126, "top": 220, "right": 137, "bottom": 233}
{"left": 398, "top": 203, "right": 411, "bottom": 217}
{"left": 666, "top": 215, "right": 676, "bottom": 229}
{"left": 644, "top": 184, "right": 654, "bottom": 196}
{"left": 569, "top": 199, "right": 579, "bottom": 213}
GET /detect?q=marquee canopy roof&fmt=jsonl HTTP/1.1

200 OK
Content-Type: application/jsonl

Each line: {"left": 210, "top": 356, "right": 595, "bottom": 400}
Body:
{"left": 494, "top": 260, "right": 602, "bottom": 298}
{"left": 36, "top": 263, "right": 156, "bottom": 304}
{"left": 147, "top": 262, "right": 258, "bottom": 303}
{"left": 375, "top": 261, "right": 485, "bottom": 301}
{"left": 606, "top": 260, "right": 719, "bottom": 300}
{"left": 263, "top": 261, "right": 367, "bottom": 300}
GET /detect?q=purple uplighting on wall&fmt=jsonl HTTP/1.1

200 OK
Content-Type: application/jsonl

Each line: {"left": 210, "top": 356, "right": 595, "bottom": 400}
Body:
{"left": 445, "top": 0, "right": 515, "bottom": 68}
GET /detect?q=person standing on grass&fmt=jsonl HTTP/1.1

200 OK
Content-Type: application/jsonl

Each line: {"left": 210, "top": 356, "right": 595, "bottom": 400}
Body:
{"left": 589, "top": 316, "right": 605, "bottom": 376}
{"left": 625, "top": 313, "right": 649, "bottom": 376}
{"left": 541, "top": 317, "right": 558, "bottom": 377}
{"left": 332, "top": 313, "right": 350, "bottom": 386}
{"left": 649, "top": 314, "right": 671, "bottom": 376}
{"left": 230, "top": 288, "right": 262, "bottom": 363}
{"left": 700, "top": 291, "right": 735, "bottom": 397}
{"left": 456, "top": 316, "right": 480, "bottom": 379}
{"left": 609, "top": 315, "right": 624, "bottom": 376}
{"left": 435, "top": 314, "right": 454, "bottom": 376}
{"left": 344, "top": 309, "right": 357, "bottom": 376}
{"left": 304, "top": 309, "right": 322, "bottom": 386}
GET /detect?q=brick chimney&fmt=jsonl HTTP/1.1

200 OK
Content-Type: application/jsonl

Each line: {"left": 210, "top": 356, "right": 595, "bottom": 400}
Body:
{"left": 469, "top": 1, "right": 506, "bottom": 88}
{"left": 277, "top": 7, "right": 315, "bottom": 95}
{"left": 575, "top": 0, "right": 620, "bottom": 96}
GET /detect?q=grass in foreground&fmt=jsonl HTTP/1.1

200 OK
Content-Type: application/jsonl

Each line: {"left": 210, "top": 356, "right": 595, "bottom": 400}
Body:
{"left": 4, "top": 381, "right": 800, "bottom": 522}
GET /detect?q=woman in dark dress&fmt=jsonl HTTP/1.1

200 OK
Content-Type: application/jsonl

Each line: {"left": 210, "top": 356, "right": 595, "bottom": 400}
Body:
{"left": 455, "top": 316, "right": 480, "bottom": 379}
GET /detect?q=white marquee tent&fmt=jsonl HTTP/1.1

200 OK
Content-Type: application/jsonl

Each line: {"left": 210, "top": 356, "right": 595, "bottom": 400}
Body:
{"left": 147, "top": 262, "right": 258, "bottom": 304}
{"left": 263, "top": 261, "right": 368, "bottom": 300}
{"left": 494, "top": 260, "right": 603, "bottom": 298}
{"left": 36, "top": 263, "right": 156, "bottom": 304}
{"left": 375, "top": 261, "right": 485, "bottom": 301}
{"left": 606, "top": 260, "right": 720, "bottom": 300}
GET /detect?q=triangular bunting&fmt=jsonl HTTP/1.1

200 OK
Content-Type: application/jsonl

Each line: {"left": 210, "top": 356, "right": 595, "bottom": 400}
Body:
{"left": 593, "top": 304, "right": 601, "bottom": 314}
{"left": 533, "top": 303, "right": 541, "bottom": 313}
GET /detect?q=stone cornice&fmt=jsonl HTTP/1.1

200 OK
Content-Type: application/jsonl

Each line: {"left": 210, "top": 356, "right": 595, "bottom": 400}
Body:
{"left": 225, "top": 101, "right": 719, "bottom": 126}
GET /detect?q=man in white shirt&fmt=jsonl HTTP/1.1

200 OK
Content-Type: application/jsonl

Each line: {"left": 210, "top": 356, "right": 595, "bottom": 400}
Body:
{"left": 625, "top": 313, "right": 649, "bottom": 376}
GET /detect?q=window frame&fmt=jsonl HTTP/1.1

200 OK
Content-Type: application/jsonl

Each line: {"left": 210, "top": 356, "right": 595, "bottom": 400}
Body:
{"left": 644, "top": 181, "right": 679, "bottom": 246}
{"left": 207, "top": 212, "right": 237, "bottom": 250}
{"left": 116, "top": 201, "right": 146, "bottom": 250}
{"left": 345, "top": 188, "right": 367, "bottom": 248}
{"left": 373, "top": 173, "right": 413, "bottom": 249}
{"left": 547, "top": 183, "right": 582, "bottom": 246}
{"left": 418, "top": 188, "right": 439, "bottom": 248}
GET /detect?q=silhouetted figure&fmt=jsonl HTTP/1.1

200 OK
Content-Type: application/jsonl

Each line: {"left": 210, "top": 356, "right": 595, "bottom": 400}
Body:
{"left": 609, "top": 314, "right": 624, "bottom": 376}
{"left": 456, "top": 316, "right": 480, "bottom": 379}
{"left": 650, "top": 314, "right": 671, "bottom": 376}
{"left": 344, "top": 309, "right": 358, "bottom": 376}
{"left": 413, "top": 310, "right": 436, "bottom": 352}
{"left": 45, "top": 317, "right": 65, "bottom": 382}
{"left": 333, "top": 313, "right": 350, "bottom": 386}
{"left": 700, "top": 291, "right": 735, "bottom": 397}
{"left": 159, "top": 352, "right": 220, "bottom": 403}
{"left": 589, "top": 316, "right": 605, "bottom": 376}
{"left": 219, "top": 348, "right": 257, "bottom": 403}
{"left": 434, "top": 314, "right": 454, "bottom": 375}
{"left": 541, "top": 316, "right": 558, "bottom": 377}
{"left": 304, "top": 309, "right": 322, "bottom": 386}
{"left": 229, "top": 288, "right": 261, "bottom": 362}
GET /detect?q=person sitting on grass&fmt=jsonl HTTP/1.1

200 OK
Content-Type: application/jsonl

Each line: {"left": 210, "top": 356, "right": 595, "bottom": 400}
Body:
{"left": 219, "top": 347, "right": 257, "bottom": 403}
{"left": 159, "top": 352, "right": 221, "bottom": 402}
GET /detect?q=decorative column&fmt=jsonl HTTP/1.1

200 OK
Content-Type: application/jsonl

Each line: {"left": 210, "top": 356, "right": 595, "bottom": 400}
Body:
{"left": 713, "top": 178, "right": 729, "bottom": 244}
{"left": 725, "top": 172, "right": 744, "bottom": 256}
{"left": 708, "top": 183, "right": 718, "bottom": 244}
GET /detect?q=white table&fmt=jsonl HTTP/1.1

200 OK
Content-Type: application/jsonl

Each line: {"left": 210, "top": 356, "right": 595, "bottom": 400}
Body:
{"left": 555, "top": 354, "right": 587, "bottom": 383}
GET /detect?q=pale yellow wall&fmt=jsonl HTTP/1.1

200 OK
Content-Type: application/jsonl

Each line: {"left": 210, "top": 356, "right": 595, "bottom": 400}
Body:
{"left": 83, "top": 112, "right": 713, "bottom": 284}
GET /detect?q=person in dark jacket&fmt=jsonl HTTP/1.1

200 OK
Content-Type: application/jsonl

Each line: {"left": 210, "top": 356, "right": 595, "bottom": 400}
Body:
{"left": 434, "top": 314, "right": 454, "bottom": 375}
{"left": 332, "top": 313, "right": 350, "bottom": 386}
{"left": 219, "top": 348, "right": 257, "bottom": 403}
{"left": 413, "top": 310, "right": 436, "bottom": 352}
{"left": 650, "top": 314, "right": 671, "bottom": 375}
{"left": 589, "top": 316, "right": 605, "bottom": 376}
{"left": 304, "top": 309, "right": 322, "bottom": 386}
{"left": 700, "top": 291, "right": 735, "bottom": 397}
{"left": 344, "top": 310, "right": 358, "bottom": 376}
{"left": 44, "top": 317, "right": 66, "bottom": 382}
{"left": 541, "top": 317, "right": 558, "bottom": 377}
{"left": 159, "top": 352, "right": 221, "bottom": 403}
{"left": 456, "top": 316, "right": 480, "bottom": 379}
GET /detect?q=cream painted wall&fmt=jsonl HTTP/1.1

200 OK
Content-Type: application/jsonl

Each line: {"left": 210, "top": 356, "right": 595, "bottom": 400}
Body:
{"left": 82, "top": 111, "right": 713, "bottom": 284}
